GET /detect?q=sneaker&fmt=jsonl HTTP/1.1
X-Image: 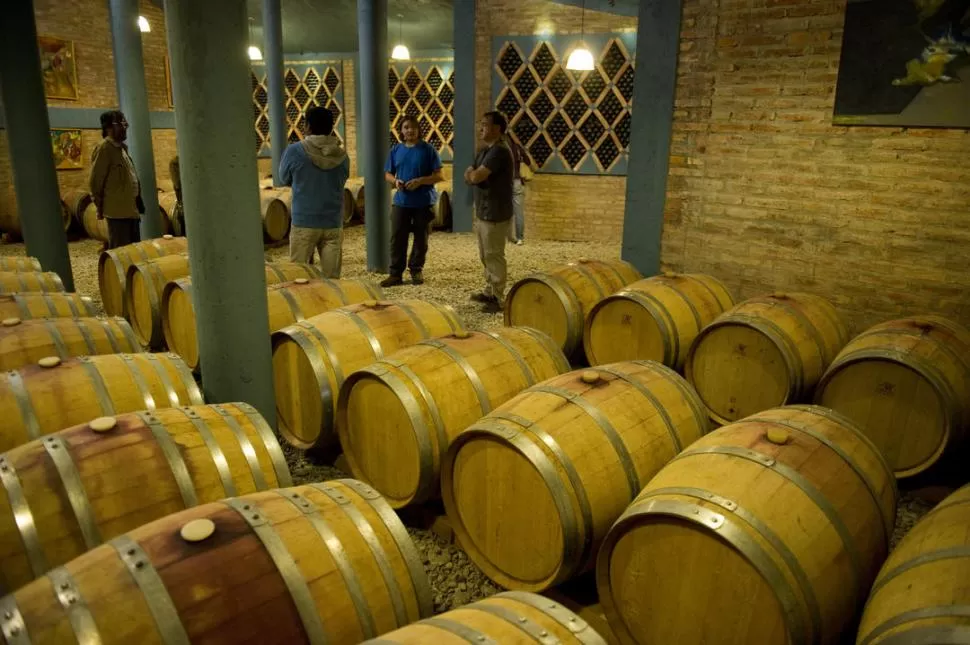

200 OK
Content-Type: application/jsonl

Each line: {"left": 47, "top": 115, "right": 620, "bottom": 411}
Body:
{"left": 481, "top": 300, "right": 503, "bottom": 314}
{"left": 380, "top": 275, "right": 404, "bottom": 287}
{"left": 470, "top": 292, "right": 497, "bottom": 303}
{"left": 411, "top": 271, "right": 424, "bottom": 285}
{"left": 515, "top": 239, "right": 524, "bottom": 246}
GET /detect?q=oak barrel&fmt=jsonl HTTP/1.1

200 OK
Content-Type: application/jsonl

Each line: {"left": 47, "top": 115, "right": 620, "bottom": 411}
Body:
{"left": 260, "top": 188, "right": 291, "bottom": 242}
{"left": 856, "top": 484, "right": 970, "bottom": 645}
{"left": 162, "top": 276, "right": 383, "bottom": 371}
{"left": 97, "top": 236, "right": 189, "bottom": 317}
{"left": 157, "top": 191, "right": 179, "bottom": 235}
{"left": 360, "top": 591, "right": 608, "bottom": 644}
{"left": 0, "top": 271, "right": 65, "bottom": 294}
{"left": 0, "top": 402, "right": 291, "bottom": 590}
{"left": 0, "top": 195, "right": 71, "bottom": 236}
{"left": 125, "top": 255, "right": 322, "bottom": 349}
{"left": 0, "top": 293, "right": 96, "bottom": 321}
{"left": 0, "top": 352, "right": 203, "bottom": 453}
{"left": 342, "top": 187, "right": 356, "bottom": 225}
{"left": 584, "top": 273, "right": 735, "bottom": 370}
{"left": 505, "top": 258, "right": 642, "bottom": 357}
{"left": 815, "top": 316, "right": 970, "bottom": 479}
{"left": 337, "top": 327, "right": 570, "bottom": 508}
{"left": 596, "top": 405, "right": 897, "bottom": 645}
{"left": 63, "top": 189, "right": 92, "bottom": 232}
{"left": 0, "top": 257, "right": 42, "bottom": 272}
{"left": 1, "top": 480, "right": 432, "bottom": 644}
{"left": 0, "top": 316, "right": 140, "bottom": 371}
{"left": 80, "top": 200, "right": 108, "bottom": 242}
{"left": 443, "top": 360, "right": 710, "bottom": 591}
{"left": 685, "top": 292, "right": 849, "bottom": 424}
{"left": 433, "top": 186, "right": 452, "bottom": 229}
{"left": 273, "top": 299, "right": 463, "bottom": 452}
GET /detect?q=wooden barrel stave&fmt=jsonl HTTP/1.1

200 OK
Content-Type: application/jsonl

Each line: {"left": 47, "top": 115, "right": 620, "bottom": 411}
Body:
{"left": 0, "top": 293, "right": 97, "bottom": 321}
{"left": 4, "top": 479, "right": 432, "bottom": 644}
{"left": 0, "top": 257, "right": 43, "bottom": 272}
{"left": 162, "top": 277, "right": 383, "bottom": 372}
{"left": 443, "top": 360, "right": 711, "bottom": 591}
{"left": 0, "top": 352, "right": 204, "bottom": 453}
{"left": 584, "top": 273, "right": 735, "bottom": 369}
{"left": 596, "top": 405, "right": 897, "bottom": 645}
{"left": 272, "top": 299, "right": 464, "bottom": 451}
{"left": 97, "top": 236, "right": 190, "bottom": 318}
{"left": 0, "top": 271, "right": 65, "bottom": 295}
{"left": 433, "top": 186, "right": 452, "bottom": 229}
{"left": 505, "top": 259, "right": 643, "bottom": 357}
{"left": 0, "top": 316, "right": 141, "bottom": 371}
{"left": 337, "top": 327, "right": 570, "bottom": 508}
{"left": 157, "top": 191, "right": 179, "bottom": 235}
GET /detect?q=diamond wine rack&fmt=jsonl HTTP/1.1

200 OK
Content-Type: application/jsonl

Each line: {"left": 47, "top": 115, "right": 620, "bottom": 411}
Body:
{"left": 492, "top": 35, "right": 636, "bottom": 175}
{"left": 250, "top": 61, "right": 346, "bottom": 155}
{"left": 388, "top": 60, "right": 455, "bottom": 161}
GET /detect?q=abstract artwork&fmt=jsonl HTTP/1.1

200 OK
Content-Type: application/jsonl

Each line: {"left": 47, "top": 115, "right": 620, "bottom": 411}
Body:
{"left": 38, "top": 36, "right": 78, "bottom": 101}
{"left": 51, "top": 129, "right": 82, "bottom": 170}
{"left": 833, "top": 0, "right": 970, "bottom": 128}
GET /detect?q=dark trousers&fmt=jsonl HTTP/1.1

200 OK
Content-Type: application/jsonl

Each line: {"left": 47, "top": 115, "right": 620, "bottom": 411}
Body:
{"left": 389, "top": 205, "right": 433, "bottom": 277}
{"left": 107, "top": 218, "right": 141, "bottom": 249}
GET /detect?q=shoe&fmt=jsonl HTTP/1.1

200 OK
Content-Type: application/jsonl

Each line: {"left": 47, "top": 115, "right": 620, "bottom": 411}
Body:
{"left": 411, "top": 271, "right": 424, "bottom": 285}
{"left": 380, "top": 275, "right": 404, "bottom": 287}
{"left": 515, "top": 239, "right": 524, "bottom": 245}
{"left": 481, "top": 300, "right": 503, "bottom": 314}
{"left": 470, "top": 292, "right": 497, "bottom": 303}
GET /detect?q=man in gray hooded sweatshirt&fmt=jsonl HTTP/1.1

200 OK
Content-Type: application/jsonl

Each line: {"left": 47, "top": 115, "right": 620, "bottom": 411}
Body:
{"left": 279, "top": 106, "right": 350, "bottom": 277}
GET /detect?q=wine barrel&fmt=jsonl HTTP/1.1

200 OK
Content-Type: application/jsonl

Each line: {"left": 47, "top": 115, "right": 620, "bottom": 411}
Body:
{"left": 97, "top": 235, "right": 189, "bottom": 317}
{"left": 360, "top": 591, "right": 608, "bottom": 644}
{"left": 163, "top": 277, "right": 383, "bottom": 371}
{"left": 156, "top": 178, "right": 175, "bottom": 193}
{"left": 342, "top": 186, "right": 356, "bottom": 225}
{"left": 0, "top": 193, "right": 71, "bottom": 236}
{"left": 584, "top": 273, "right": 735, "bottom": 370}
{"left": 157, "top": 191, "right": 179, "bottom": 235}
{"left": 0, "top": 271, "right": 65, "bottom": 294}
{"left": 596, "top": 405, "right": 897, "bottom": 645}
{"left": 443, "top": 360, "right": 710, "bottom": 591}
{"left": 272, "top": 299, "right": 464, "bottom": 451}
{"left": 80, "top": 200, "right": 108, "bottom": 241}
{"left": 0, "top": 316, "right": 140, "bottom": 371}
{"left": 0, "top": 293, "right": 97, "bottom": 320}
{"left": 0, "top": 352, "right": 203, "bottom": 453}
{"left": 2, "top": 479, "right": 432, "bottom": 644}
{"left": 62, "top": 189, "right": 91, "bottom": 233}
{"left": 0, "top": 402, "right": 291, "bottom": 590}
{"left": 260, "top": 188, "right": 291, "bottom": 242}
{"left": 505, "top": 258, "right": 642, "bottom": 357}
{"left": 356, "top": 183, "right": 366, "bottom": 221}
{"left": 433, "top": 187, "right": 452, "bottom": 229}
{"left": 856, "top": 484, "right": 970, "bottom": 645}
{"left": 0, "top": 257, "right": 42, "bottom": 272}
{"left": 337, "top": 327, "right": 570, "bottom": 508}
{"left": 815, "top": 316, "right": 970, "bottom": 479}
{"left": 685, "top": 292, "right": 849, "bottom": 425}
{"left": 125, "top": 255, "right": 322, "bottom": 349}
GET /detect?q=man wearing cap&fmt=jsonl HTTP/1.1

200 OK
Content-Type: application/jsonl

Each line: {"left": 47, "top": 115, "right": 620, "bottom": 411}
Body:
{"left": 88, "top": 110, "right": 143, "bottom": 248}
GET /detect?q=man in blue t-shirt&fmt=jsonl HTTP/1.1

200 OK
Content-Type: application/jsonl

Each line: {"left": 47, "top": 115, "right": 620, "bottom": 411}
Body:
{"left": 381, "top": 116, "right": 444, "bottom": 287}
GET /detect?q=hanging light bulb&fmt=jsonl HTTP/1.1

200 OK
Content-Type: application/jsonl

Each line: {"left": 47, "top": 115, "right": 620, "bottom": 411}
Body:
{"left": 137, "top": 15, "right": 150, "bottom": 32}
{"left": 565, "top": 0, "right": 595, "bottom": 71}
{"left": 392, "top": 14, "right": 410, "bottom": 60}
{"left": 247, "top": 17, "right": 263, "bottom": 60}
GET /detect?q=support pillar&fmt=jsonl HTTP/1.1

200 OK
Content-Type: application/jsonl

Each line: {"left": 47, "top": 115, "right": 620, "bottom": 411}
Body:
{"left": 0, "top": 0, "right": 75, "bottom": 290}
{"left": 452, "top": 0, "right": 476, "bottom": 233}
{"left": 262, "top": 0, "right": 287, "bottom": 186}
{"left": 163, "top": 0, "right": 276, "bottom": 427}
{"left": 358, "top": 0, "right": 390, "bottom": 272}
{"left": 621, "top": 0, "right": 682, "bottom": 276}
{"left": 108, "top": 0, "right": 164, "bottom": 240}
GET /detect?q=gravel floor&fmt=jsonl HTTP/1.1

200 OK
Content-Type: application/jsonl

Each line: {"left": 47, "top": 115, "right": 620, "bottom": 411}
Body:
{"left": 0, "top": 227, "right": 944, "bottom": 619}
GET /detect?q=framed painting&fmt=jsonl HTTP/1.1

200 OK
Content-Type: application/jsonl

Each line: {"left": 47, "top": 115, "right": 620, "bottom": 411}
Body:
{"left": 38, "top": 36, "right": 78, "bottom": 101}
{"left": 51, "top": 129, "right": 83, "bottom": 170}
{"left": 833, "top": 0, "right": 970, "bottom": 128}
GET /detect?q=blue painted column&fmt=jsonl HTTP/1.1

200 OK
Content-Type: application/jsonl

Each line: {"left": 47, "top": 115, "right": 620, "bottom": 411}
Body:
{"left": 262, "top": 0, "right": 287, "bottom": 186}
{"left": 358, "top": 0, "right": 390, "bottom": 271}
{"left": 163, "top": 0, "right": 276, "bottom": 427}
{"left": 621, "top": 0, "right": 682, "bottom": 275}
{"left": 0, "top": 0, "right": 74, "bottom": 291}
{"left": 108, "top": 0, "right": 164, "bottom": 239}
{"left": 452, "top": 0, "right": 476, "bottom": 233}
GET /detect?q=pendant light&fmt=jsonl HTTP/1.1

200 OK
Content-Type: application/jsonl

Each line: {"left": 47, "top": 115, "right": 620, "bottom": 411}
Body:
{"left": 137, "top": 15, "right": 151, "bottom": 32}
{"left": 248, "top": 16, "right": 263, "bottom": 61}
{"left": 391, "top": 14, "right": 410, "bottom": 60}
{"left": 565, "top": 0, "right": 595, "bottom": 71}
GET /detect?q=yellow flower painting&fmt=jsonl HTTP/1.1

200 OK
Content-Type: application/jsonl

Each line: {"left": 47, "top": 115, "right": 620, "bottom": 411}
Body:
{"left": 51, "top": 129, "right": 83, "bottom": 170}
{"left": 38, "top": 36, "right": 78, "bottom": 101}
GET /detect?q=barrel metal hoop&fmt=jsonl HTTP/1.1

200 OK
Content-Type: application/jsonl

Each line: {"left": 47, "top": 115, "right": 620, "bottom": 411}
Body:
{"left": 514, "top": 326, "right": 571, "bottom": 374}
{"left": 277, "top": 286, "right": 306, "bottom": 322}
{"left": 0, "top": 455, "right": 48, "bottom": 577}
{"left": 394, "top": 301, "right": 431, "bottom": 340}
{"left": 533, "top": 385, "right": 640, "bottom": 499}
{"left": 482, "top": 331, "right": 536, "bottom": 387}
{"left": 912, "top": 497, "right": 970, "bottom": 526}
{"left": 595, "top": 364, "right": 684, "bottom": 452}
{"left": 874, "top": 625, "right": 970, "bottom": 645}
{"left": 122, "top": 354, "right": 157, "bottom": 410}
{"left": 422, "top": 617, "right": 498, "bottom": 645}
{"left": 424, "top": 339, "right": 491, "bottom": 416}
{"left": 110, "top": 251, "right": 129, "bottom": 309}
{"left": 312, "top": 483, "right": 409, "bottom": 628}
{"left": 569, "top": 262, "right": 606, "bottom": 301}
{"left": 332, "top": 309, "right": 384, "bottom": 359}
{"left": 300, "top": 321, "right": 346, "bottom": 389}
{"left": 538, "top": 273, "right": 584, "bottom": 354}
{"left": 98, "top": 318, "right": 124, "bottom": 354}
{"left": 75, "top": 319, "right": 99, "bottom": 355}
{"left": 13, "top": 295, "right": 31, "bottom": 319}
{"left": 392, "top": 358, "right": 449, "bottom": 464}
{"left": 861, "top": 606, "right": 970, "bottom": 645}
{"left": 166, "top": 354, "right": 203, "bottom": 405}
{"left": 286, "top": 327, "right": 337, "bottom": 443}
{"left": 0, "top": 595, "right": 31, "bottom": 645}
{"left": 674, "top": 445, "right": 865, "bottom": 594}
{"left": 870, "top": 546, "right": 970, "bottom": 597}
{"left": 143, "top": 261, "right": 167, "bottom": 344}
{"left": 42, "top": 319, "right": 69, "bottom": 358}
{"left": 470, "top": 602, "right": 561, "bottom": 645}
{"left": 234, "top": 403, "right": 293, "bottom": 487}
{"left": 7, "top": 370, "right": 41, "bottom": 440}
{"left": 142, "top": 354, "right": 181, "bottom": 409}
{"left": 138, "top": 412, "right": 198, "bottom": 508}
{"left": 497, "top": 592, "right": 604, "bottom": 644}
{"left": 439, "top": 304, "right": 462, "bottom": 334}
{"left": 688, "top": 274, "right": 733, "bottom": 311}
{"left": 275, "top": 489, "right": 378, "bottom": 639}
{"left": 265, "top": 264, "right": 285, "bottom": 283}
{"left": 326, "top": 278, "right": 348, "bottom": 304}
{"left": 632, "top": 360, "right": 712, "bottom": 436}
{"left": 110, "top": 534, "right": 190, "bottom": 645}
{"left": 43, "top": 435, "right": 102, "bottom": 549}
{"left": 211, "top": 405, "right": 267, "bottom": 490}
{"left": 616, "top": 290, "right": 676, "bottom": 365}
{"left": 116, "top": 317, "right": 141, "bottom": 352}
{"left": 770, "top": 297, "right": 829, "bottom": 367}
{"left": 42, "top": 293, "right": 60, "bottom": 317}
{"left": 16, "top": 272, "right": 28, "bottom": 293}
{"left": 49, "top": 566, "right": 101, "bottom": 645}
{"left": 660, "top": 277, "right": 706, "bottom": 335}
{"left": 178, "top": 407, "right": 236, "bottom": 497}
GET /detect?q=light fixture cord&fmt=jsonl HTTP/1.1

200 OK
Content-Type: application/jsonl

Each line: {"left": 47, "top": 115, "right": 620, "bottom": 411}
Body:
{"left": 580, "top": 0, "right": 586, "bottom": 40}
